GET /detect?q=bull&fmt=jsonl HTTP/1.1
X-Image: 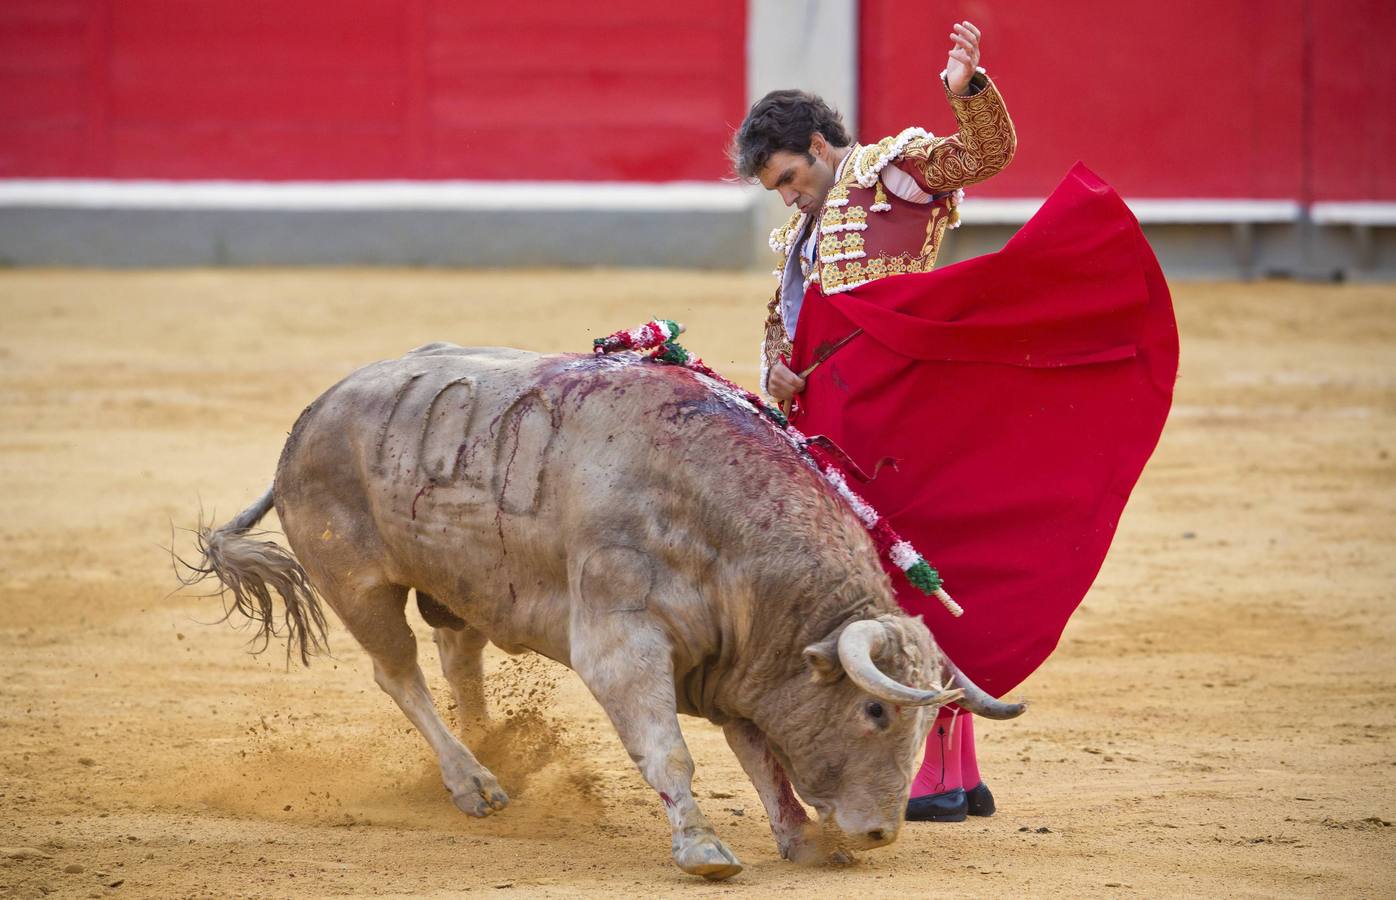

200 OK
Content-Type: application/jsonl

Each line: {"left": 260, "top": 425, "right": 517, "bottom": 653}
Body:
{"left": 184, "top": 342, "right": 1024, "bottom": 879}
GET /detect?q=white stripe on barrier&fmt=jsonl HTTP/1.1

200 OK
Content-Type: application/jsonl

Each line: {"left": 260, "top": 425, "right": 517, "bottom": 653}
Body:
{"left": 8, "top": 182, "right": 1381, "bottom": 228}
{"left": 961, "top": 198, "right": 1303, "bottom": 225}
{"left": 1310, "top": 202, "right": 1396, "bottom": 226}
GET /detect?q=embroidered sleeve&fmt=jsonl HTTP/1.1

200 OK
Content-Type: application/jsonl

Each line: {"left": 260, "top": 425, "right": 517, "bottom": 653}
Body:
{"left": 768, "top": 213, "right": 801, "bottom": 258}
{"left": 897, "top": 71, "right": 1016, "bottom": 194}
{"left": 761, "top": 211, "right": 803, "bottom": 396}
{"left": 760, "top": 289, "right": 792, "bottom": 397}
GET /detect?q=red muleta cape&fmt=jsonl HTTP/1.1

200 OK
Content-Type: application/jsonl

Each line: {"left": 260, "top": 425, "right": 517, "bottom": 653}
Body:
{"left": 789, "top": 163, "right": 1178, "bottom": 696}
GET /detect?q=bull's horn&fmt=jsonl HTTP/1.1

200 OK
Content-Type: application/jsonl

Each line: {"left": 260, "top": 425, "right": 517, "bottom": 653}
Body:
{"left": 944, "top": 657, "right": 1027, "bottom": 720}
{"left": 837, "top": 620, "right": 959, "bottom": 708}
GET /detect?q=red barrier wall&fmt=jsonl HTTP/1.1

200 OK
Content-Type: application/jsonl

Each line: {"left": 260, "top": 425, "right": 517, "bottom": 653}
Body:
{"left": 2, "top": 1, "right": 1390, "bottom": 200}
{"left": 859, "top": 0, "right": 1395, "bottom": 202}
{"left": 1308, "top": 0, "right": 1396, "bottom": 201}
{"left": 0, "top": 0, "right": 747, "bottom": 181}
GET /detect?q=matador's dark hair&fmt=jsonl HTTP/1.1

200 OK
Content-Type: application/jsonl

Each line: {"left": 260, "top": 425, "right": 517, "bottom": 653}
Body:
{"left": 730, "top": 90, "right": 853, "bottom": 181}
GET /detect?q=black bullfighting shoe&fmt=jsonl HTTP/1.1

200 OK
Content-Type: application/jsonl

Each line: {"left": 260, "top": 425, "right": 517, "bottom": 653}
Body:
{"left": 966, "top": 781, "right": 996, "bottom": 817}
{"left": 905, "top": 787, "right": 968, "bottom": 822}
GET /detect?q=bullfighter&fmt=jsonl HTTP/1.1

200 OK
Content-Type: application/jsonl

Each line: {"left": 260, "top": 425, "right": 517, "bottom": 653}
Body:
{"left": 731, "top": 19, "right": 1178, "bottom": 823}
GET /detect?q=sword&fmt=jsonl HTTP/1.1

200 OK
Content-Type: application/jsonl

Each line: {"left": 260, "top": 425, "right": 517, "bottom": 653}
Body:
{"left": 780, "top": 327, "right": 864, "bottom": 417}
{"left": 799, "top": 326, "right": 864, "bottom": 378}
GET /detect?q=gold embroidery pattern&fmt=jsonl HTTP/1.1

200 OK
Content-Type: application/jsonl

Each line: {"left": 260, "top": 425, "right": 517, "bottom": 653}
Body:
{"left": 818, "top": 230, "right": 866, "bottom": 261}
{"left": 852, "top": 127, "right": 931, "bottom": 188}
{"left": 817, "top": 151, "right": 947, "bottom": 293}
{"left": 820, "top": 252, "right": 922, "bottom": 294}
{"left": 816, "top": 146, "right": 872, "bottom": 241}
{"left": 761, "top": 288, "right": 792, "bottom": 394}
{"left": 899, "top": 76, "right": 1016, "bottom": 192}
{"left": 920, "top": 206, "right": 945, "bottom": 259}
{"left": 854, "top": 137, "right": 900, "bottom": 185}
{"left": 821, "top": 204, "right": 867, "bottom": 232}
{"left": 762, "top": 212, "right": 803, "bottom": 395}
{"left": 768, "top": 210, "right": 804, "bottom": 262}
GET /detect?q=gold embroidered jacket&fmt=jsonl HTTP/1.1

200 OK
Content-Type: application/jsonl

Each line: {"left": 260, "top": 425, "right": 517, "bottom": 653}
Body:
{"left": 761, "top": 70, "right": 1016, "bottom": 394}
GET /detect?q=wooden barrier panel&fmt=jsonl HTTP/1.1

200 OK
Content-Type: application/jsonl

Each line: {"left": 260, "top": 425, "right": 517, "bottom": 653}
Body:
{"left": 0, "top": 0, "right": 747, "bottom": 181}
{"left": 1308, "top": 0, "right": 1396, "bottom": 202}
{"left": 859, "top": 0, "right": 1312, "bottom": 200}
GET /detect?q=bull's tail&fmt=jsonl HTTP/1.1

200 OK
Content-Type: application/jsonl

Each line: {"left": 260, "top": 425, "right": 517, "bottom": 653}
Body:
{"left": 175, "top": 486, "right": 329, "bottom": 666}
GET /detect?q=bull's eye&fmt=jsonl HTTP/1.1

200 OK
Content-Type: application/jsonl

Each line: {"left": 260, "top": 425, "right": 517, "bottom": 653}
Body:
{"left": 866, "top": 701, "right": 885, "bottom": 720}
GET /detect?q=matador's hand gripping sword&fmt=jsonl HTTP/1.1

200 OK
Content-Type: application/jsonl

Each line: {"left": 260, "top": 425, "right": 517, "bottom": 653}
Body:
{"left": 780, "top": 327, "right": 864, "bottom": 417}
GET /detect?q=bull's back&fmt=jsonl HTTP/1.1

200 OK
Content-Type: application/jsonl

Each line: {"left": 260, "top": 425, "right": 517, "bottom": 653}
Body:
{"left": 273, "top": 342, "right": 804, "bottom": 646}
{"left": 277, "top": 344, "right": 540, "bottom": 488}
{"left": 272, "top": 345, "right": 543, "bottom": 585}
{"left": 275, "top": 346, "right": 688, "bottom": 587}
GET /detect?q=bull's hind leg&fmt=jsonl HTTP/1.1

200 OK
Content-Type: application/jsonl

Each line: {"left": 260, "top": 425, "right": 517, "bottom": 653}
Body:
{"left": 428, "top": 616, "right": 491, "bottom": 734}
{"left": 337, "top": 583, "right": 508, "bottom": 817}
{"left": 572, "top": 620, "right": 741, "bottom": 880}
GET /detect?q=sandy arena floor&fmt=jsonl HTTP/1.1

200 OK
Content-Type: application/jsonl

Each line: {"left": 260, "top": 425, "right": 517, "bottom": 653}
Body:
{"left": 0, "top": 269, "right": 1393, "bottom": 898}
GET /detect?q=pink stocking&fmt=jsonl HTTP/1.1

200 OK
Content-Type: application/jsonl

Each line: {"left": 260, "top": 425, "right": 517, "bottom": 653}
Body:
{"left": 959, "top": 713, "right": 981, "bottom": 788}
{"left": 910, "top": 707, "right": 963, "bottom": 798}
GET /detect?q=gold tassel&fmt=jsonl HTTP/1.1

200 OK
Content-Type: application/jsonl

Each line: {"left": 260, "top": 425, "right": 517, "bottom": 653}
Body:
{"left": 872, "top": 180, "right": 890, "bottom": 212}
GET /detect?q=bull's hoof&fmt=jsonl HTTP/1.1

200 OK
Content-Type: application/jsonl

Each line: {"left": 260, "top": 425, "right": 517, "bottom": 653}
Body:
{"left": 449, "top": 771, "right": 510, "bottom": 818}
{"left": 673, "top": 829, "right": 742, "bottom": 880}
{"left": 779, "top": 835, "right": 822, "bottom": 866}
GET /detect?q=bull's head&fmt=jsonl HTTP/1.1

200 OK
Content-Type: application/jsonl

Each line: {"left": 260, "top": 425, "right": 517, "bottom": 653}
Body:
{"left": 753, "top": 613, "right": 1023, "bottom": 854}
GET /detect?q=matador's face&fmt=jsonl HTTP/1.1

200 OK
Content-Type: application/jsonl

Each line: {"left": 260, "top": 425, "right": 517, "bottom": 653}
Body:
{"left": 758, "top": 137, "right": 840, "bottom": 217}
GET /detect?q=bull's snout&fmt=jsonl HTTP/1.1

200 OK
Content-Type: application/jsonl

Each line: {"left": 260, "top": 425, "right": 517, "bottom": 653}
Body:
{"left": 863, "top": 828, "right": 894, "bottom": 847}
{"left": 840, "top": 825, "right": 897, "bottom": 851}
{"left": 833, "top": 814, "right": 900, "bottom": 850}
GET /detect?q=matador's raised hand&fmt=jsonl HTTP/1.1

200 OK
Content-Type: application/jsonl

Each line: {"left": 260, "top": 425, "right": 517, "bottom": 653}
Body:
{"left": 944, "top": 20, "right": 982, "bottom": 95}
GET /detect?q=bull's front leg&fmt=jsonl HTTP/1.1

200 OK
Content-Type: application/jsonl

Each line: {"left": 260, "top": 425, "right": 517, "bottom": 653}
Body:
{"left": 572, "top": 623, "right": 742, "bottom": 881}
{"left": 723, "top": 720, "right": 843, "bottom": 865}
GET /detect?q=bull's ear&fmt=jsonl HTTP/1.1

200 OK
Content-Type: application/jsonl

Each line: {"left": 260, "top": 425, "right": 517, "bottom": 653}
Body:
{"left": 802, "top": 636, "right": 843, "bottom": 684}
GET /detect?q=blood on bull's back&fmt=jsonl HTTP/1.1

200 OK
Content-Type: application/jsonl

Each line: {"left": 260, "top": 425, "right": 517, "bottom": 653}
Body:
{"left": 271, "top": 343, "right": 801, "bottom": 665}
